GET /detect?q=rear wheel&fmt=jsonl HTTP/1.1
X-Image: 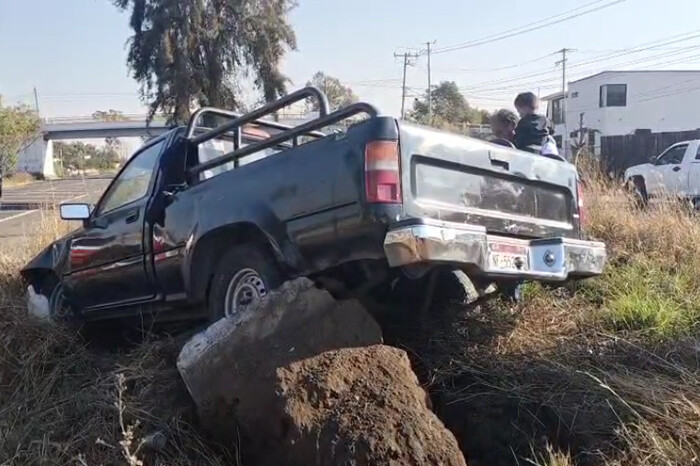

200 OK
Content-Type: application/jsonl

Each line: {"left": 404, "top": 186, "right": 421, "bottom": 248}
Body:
{"left": 497, "top": 280, "right": 524, "bottom": 303}
{"left": 627, "top": 177, "right": 649, "bottom": 209}
{"left": 208, "top": 245, "right": 284, "bottom": 321}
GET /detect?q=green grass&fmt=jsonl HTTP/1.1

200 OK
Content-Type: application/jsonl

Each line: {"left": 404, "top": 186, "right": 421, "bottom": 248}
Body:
{"left": 580, "top": 261, "right": 700, "bottom": 340}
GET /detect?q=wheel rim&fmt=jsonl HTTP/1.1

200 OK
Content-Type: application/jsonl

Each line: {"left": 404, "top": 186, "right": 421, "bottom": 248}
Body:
{"left": 49, "top": 283, "right": 70, "bottom": 320}
{"left": 224, "top": 268, "right": 267, "bottom": 318}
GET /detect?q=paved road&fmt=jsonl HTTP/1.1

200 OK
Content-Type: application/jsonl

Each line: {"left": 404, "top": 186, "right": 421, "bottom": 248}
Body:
{"left": 0, "top": 177, "right": 111, "bottom": 254}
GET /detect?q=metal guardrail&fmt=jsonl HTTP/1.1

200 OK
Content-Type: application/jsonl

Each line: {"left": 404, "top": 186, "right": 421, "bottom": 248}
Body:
{"left": 42, "top": 110, "right": 313, "bottom": 125}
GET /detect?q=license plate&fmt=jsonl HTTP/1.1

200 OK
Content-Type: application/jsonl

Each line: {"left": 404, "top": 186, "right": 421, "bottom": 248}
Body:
{"left": 488, "top": 242, "right": 529, "bottom": 272}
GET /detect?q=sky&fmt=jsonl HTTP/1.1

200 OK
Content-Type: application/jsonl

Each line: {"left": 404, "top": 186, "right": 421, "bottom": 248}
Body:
{"left": 2, "top": 0, "right": 700, "bottom": 119}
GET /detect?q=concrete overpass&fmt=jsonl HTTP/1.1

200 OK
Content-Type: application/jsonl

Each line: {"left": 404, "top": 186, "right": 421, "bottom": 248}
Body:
{"left": 18, "top": 112, "right": 312, "bottom": 177}
{"left": 18, "top": 115, "right": 172, "bottom": 177}
{"left": 43, "top": 117, "right": 171, "bottom": 140}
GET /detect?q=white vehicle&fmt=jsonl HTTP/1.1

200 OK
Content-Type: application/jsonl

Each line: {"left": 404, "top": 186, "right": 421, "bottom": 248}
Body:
{"left": 624, "top": 140, "right": 700, "bottom": 208}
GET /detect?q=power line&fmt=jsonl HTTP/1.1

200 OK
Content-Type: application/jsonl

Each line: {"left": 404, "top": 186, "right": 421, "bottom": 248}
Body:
{"left": 432, "top": 52, "right": 555, "bottom": 73}
{"left": 459, "top": 54, "right": 700, "bottom": 114}
{"left": 460, "top": 37, "right": 700, "bottom": 93}
{"left": 430, "top": 0, "right": 629, "bottom": 55}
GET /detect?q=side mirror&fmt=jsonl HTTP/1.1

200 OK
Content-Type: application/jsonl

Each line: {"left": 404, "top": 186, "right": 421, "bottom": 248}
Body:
{"left": 60, "top": 203, "right": 91, "bottom": 221}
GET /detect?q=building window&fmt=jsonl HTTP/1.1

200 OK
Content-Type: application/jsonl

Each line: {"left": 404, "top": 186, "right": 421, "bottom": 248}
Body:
{"left": 599, "top": 84, "right": 627, "bottom": 107}
{"left": 551, "top": 98, "right": 564, "bottom": 125}
{"left": 571, "top": 91, "right": 579, "bottom": 98}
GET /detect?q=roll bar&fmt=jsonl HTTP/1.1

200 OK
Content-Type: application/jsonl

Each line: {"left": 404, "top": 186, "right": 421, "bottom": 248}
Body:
{"left": 186, "top": 86, "right": 331, "bottom": 143}
{"left": 188, "top": 101, "right": 379, "bottom": 178}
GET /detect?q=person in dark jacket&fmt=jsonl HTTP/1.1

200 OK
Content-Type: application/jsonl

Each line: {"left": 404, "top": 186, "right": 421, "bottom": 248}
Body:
{"left": 513, "top": 92, "right": 551, "bottom": 153}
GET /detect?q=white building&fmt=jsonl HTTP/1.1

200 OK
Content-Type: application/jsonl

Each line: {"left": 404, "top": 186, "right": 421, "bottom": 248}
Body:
{"left": 543, "top": 70, "right": 700, "bottom": 158}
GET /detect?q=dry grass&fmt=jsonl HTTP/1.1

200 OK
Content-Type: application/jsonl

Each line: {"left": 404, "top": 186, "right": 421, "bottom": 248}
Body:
{"left": 4, "top": 172, "right": 39, "bottom": 188}
{"left": 2, "top": 159, "right": 700, "bottom": 465}
{"left": 0, "top": 211, "right": 237, "bottom": 465}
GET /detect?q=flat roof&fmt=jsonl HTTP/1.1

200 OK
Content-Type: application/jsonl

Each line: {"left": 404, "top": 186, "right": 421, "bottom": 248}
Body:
{"left": 570, "top": 69, "right": 700, "bottom": 85}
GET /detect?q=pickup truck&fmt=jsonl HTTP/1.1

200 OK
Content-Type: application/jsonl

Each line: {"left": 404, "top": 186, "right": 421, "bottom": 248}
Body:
{"left": 624, "top": 139, "right": 700, "bottom": 209}
{"left": 21, "top": 87, "right": 607, "bottom": 322}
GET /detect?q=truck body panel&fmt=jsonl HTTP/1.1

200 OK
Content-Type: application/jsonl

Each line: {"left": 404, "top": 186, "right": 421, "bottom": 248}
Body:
{"left": 20, "top": 87, "right": 606, "bottom": 321}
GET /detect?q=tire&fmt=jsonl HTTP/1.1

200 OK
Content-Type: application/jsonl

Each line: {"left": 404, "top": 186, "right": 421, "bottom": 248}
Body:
{"left": 433, "top": 269, "right": 478, "bottom": 306}
{"left": 627, "top": 177, "right": 648, "bottom": 209}
{"left": 691, "top": 197, "right": 700, "bottom": 211}
{"left": 497, "top": 280, "right": 525, "bottom": 304}
{"left": 208, "top": 244, "right": 284, "bottom": 321}
{"left": 389, "top": 268, "right": 477, "bottom": 313}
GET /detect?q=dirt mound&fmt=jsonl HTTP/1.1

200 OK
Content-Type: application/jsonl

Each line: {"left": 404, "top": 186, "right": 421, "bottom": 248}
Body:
{"left": 178, "top": 278, "right": 466, "bottom": 465}
{"left": 278, "top": 345, "right": 467, "bottom": 466}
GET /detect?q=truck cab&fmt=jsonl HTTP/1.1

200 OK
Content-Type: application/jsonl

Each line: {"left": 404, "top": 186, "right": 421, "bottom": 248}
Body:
{"left": 625, "top": 140, "right": 700, "bottom": 207}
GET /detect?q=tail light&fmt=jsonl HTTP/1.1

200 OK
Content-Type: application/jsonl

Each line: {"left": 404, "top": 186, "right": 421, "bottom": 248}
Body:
{"left": 577, "top": 179, "right": 587, "bottom": 229}
{"left": 365, "top": 141, "right": 402, "bottom": 203}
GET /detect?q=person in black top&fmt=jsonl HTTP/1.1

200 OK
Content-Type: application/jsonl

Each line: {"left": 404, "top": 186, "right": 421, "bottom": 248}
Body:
{"left": 513, "top": 92, "right": 551, "bottom": 153}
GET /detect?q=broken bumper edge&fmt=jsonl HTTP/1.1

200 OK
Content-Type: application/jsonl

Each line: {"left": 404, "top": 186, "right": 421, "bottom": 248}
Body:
{"left": 383, "top": 222, "right": 607, "bottom": 282}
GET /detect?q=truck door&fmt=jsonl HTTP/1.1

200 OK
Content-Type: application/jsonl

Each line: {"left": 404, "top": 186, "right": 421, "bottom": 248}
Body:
{"left": 649, "top": 143, "right": 689, "bottom": 197}
{"left": 64, "top": 139, "right": 166, "bottom": 311}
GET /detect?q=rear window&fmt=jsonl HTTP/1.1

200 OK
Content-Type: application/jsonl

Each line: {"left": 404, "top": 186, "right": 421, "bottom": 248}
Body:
{"left": 194, "top": 125, "right": 287, "bottom": 182}
{"left": 197, "top": 138, "right": 280, "bottom": 181}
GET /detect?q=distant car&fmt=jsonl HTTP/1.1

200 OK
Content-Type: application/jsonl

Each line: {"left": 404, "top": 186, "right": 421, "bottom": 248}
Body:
{"left": 624, "top": 140, "right": 700, "bottom": 208}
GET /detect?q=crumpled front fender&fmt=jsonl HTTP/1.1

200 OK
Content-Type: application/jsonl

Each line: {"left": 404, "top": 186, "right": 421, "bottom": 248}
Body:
{"left": 20, "top": 239, "right": 70, "bottom": 282}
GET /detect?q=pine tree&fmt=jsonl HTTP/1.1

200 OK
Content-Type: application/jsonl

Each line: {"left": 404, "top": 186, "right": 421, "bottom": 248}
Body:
{"left": 113, "top": 0, "right": 297, "bottom": 123}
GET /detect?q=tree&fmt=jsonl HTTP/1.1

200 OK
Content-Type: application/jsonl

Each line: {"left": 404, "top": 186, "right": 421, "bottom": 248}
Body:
{"left": 305, "top": 72, "right": 357, "bottom": 111}
{"left": 93, "top": 109, "right": 127, "bottom": 158}
{"left": 113, "top": 0, "right": 298, "bottom": 124}
{"left": 92, "top": 109, "right": 126, "bottom": 122}
{"left": 54, "top": 141, "right": 120, "bottom": 172}
{"left": 0, "top": 97, "right": 41, "bottom": 173}
{"left": 409, "top": 81, "right": 489, "bottom": 129}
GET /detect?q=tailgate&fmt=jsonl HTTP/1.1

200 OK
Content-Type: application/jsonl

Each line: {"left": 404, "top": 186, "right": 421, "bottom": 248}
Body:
{"left": 398, "top": 123, "right": 579, "bottom": 239}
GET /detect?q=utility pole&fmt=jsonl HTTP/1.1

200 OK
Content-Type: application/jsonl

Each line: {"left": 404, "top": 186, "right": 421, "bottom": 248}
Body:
{"left": 33, "top": 87, "right": 40, "bottom": 115}
{"left": 394, "top": 51, "right": 419, "bottom": 120}
{"left": 556, "top": 48, "right": 575, "bottom": 159}
{"left": 425, "top": 41, "right": 435, "bottom": 124}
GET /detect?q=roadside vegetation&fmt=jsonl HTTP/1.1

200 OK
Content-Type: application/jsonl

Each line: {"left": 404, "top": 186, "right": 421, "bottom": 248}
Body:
{"left": 4, "top": 172, "right": 41, "bottom": 188}
{"left": 1, "top": 161, "right": 699, "bottom": 465}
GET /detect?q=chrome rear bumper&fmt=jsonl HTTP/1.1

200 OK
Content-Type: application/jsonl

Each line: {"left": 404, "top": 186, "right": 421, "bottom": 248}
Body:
{"left": 384, "top": 221, "right": 607, "bottom": 281}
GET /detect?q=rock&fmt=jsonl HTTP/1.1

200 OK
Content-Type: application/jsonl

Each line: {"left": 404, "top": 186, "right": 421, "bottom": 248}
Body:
{"left": 176, "top": 278, "right": 384, "bottom": 454}
{"left": 177, "top": 277, "right": 466, "bottom": 465}
{"left": 277, "top": 345, "right": 467, "bottom": 466}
